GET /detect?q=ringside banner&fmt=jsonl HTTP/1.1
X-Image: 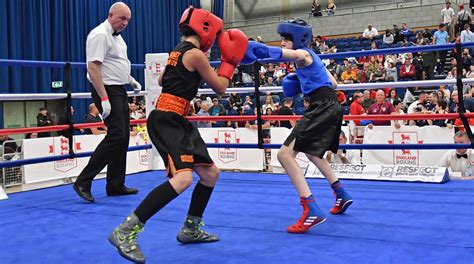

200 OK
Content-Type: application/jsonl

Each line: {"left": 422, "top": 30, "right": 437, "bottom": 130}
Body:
{"left": 305, "top": 163, "right": 450, "bottom": 183}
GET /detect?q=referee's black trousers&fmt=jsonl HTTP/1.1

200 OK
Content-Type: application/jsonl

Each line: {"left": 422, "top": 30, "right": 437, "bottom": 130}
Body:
{"left": 75, "top": 85, "right": 130, "bottom": 192}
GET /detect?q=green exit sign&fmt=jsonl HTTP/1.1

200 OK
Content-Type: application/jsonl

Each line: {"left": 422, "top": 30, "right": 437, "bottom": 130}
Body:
{"left": 52, "top": 81, "right": 63, "bottom": 88}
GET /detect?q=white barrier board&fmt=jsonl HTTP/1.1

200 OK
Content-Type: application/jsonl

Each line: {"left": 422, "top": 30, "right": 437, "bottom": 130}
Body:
{"left": 198, "top": 128, "right": 265, "bottom": 171}
{"left": 362, "top": 126, "right": 454, "bottom": 166}
{"left": 22, "top": 134, "right": 157, "bottom": 184}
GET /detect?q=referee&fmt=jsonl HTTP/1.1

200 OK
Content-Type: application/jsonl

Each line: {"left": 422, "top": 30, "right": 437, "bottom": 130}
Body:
{"left": 73, "top": 2, "right": 140, "bottom": 203}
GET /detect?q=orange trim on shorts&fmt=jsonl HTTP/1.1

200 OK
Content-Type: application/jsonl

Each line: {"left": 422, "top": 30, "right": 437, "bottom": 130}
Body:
{"left": 156, "top": 93, "right": 191, "bottom": 116}
{"left": 180, "top": 155, "right": 194, "bottom": 163}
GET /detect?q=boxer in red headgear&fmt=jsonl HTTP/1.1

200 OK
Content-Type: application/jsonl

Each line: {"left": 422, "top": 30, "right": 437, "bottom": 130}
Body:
{"left": 109, "top": 7, "right": 248, "bottom": 263}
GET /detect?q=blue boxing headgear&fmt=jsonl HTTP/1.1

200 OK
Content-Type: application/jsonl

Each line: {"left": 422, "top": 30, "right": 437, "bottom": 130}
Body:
{"left": 277, "top": 19, "right": 312, "bottom": 49}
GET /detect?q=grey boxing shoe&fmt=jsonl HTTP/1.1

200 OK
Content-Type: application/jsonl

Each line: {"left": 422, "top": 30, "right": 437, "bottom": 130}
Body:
{"left": 108, "top": 213, "right": 146, "bottom": 263}
{"left": 176, "top": 215, "right": 220, "bottom": 244}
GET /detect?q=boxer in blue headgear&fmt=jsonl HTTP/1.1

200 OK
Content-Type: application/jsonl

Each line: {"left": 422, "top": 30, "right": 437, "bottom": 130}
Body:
{"left": 277, "top": 19, "right": 313, "bottom": 50}
{"left": 242, "top": 19, "right": 353, "bottom": 234}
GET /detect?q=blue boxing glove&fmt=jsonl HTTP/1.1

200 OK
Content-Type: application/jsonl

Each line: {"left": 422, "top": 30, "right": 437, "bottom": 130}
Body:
{"left": 241, "top": 41, "right": 283, "bottom": 65}
{"left": 282, "top": 73, "right": 302, "bottom": 97}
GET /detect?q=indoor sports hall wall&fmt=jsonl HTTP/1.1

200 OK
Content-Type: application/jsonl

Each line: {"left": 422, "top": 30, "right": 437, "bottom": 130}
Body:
{"left": 229, "top": 0, "right": 453, "bottom": 40}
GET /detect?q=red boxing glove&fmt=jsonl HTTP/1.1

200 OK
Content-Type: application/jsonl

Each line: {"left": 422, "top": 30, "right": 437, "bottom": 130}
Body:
{"left": 217, "top": 29, "right": 249, "bottom": 80}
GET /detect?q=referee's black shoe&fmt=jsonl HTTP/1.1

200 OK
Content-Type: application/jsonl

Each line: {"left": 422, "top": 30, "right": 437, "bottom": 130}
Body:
{"left": 107, "top": 186, "right": 139, "bottom": 196}
{"left": 72, "top": 184, "right": 95, "bottom": 203}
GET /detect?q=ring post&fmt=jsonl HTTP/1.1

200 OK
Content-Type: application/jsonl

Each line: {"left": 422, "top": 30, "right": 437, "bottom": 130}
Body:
{"left": 253, "top": 62, "right": 263, "bottom": 149}
{"left": 455, "top": 41, "right": 474, "bottom": 147}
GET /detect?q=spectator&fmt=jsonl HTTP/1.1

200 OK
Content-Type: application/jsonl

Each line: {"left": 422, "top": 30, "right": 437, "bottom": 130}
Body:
{"left": 196, "top": 101, "right": 212, "bottom": 128}
{"left": 361, "top": 24, "right": 378, "bottom": 42}
{"left": 437, "top": 131, "right": 474, "bottom": 179}
{"left": 311, "top": 0, "right": 323, "bottom": 17}
{"left": 456, "top": 4, "right": 471, "bottom": 36}
{"left": 209, "top": 98, "right": 226, "bottom": 116}
{"left": 400, "top": 23, "right": 413, "bottom": 38}
{"left": 25, "top": 132, "right": 38, "bottom": 139}
{"left": 367, "top": 90, "right": 395, "bottom": 127}
{"left": 362, "top": 90, "right": 375, "bottom": 111}
{"left": 337, "top": 90, "right": 347, "bottom": 105}
{"left": 242, "top": 95, "right": 254, "bottom": 110}
{"left": 84, "top": 103, "right": 106, "bottom": 135}
{"left": 388, "top": 89, "right": 401, "bottom": 104}
{"left": 262, "top": 95, "right": 276, "bottom": 113}
{"left": 256, "top": 36, "right": 264, "bottom": 43}
{"left": 341, "top": 65, "right": 358, "bottom": 83}
{"left": 326, "top": 59, "right": 340, "bottom": 76}
{"left": 393, "top": 27, "right": 406, "bottom": 44}
{"left": 278, "top": 98, "right": 295, "bottom": 129}
{"left": 460, "top": 24, "right": 474, "bottom": 59}
{"left": 407, "top": 92, "right": 428, "bottom": 114}
{"left": 386, "top": 62, "right": 398, "bottom": 82}
{"left": 370, "top": 63, "right": 386, "bottom": 82}
{"left": 425, "top": 92, "right": 437, "bottom": 112}
{"left": 129, "top": 102, "right": 144, "bottom": 120}
{"left": 383, "top": 29, "right": 394, "bottom": 45}
{"left": 325, "top": 131, "right": 361, "bottom": 164}
{"left": 359, "top": 63, "right": 370, "bottom": 83}
{"left": 409, "top": 103, "right": 433, "bottom": 127}
{"left": 0, "top": 134, "right": 18, "bottom": 152}
{"left": 433, "top": 24, "right": 449, "bottom": 69}
{"left": 228, "top": 92, "right": 243, "bottom": 109}
{"left": 432, "top": 100, "right": 450, "bottom": 127}
{"left": 399, "top": 59, "right": 416, "bottom": 81}
{"left": 461, "top": 48, "right": 472, "bottom": 72}
{"left": 326, "top": 0, "right": 336, "bottom": 16}
{"left": 36, "top": 107, "right": 54, "bottom": 138}
{"left": 422, "top": 27, "right": 433, "bottom": 42}
{"left": 390, "top": 100, "right": 406, "bottom": 129}
{"left": 412, "top": 53, "right": 424, "bottom": 80}
{"left": 349, "top": 91, "right": 366, "bottom": 126}
{"left": 441, "top": 1, "right": 455, "bottom": 40}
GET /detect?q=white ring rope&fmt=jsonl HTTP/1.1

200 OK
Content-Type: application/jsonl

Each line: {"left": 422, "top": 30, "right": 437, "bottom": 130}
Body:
{"left": 1, "top": 78, "right": 473, "bottom": 100}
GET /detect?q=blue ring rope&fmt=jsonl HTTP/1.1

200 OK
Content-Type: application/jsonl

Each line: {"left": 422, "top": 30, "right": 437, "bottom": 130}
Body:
{"left": 0, "top": 143, "right": 470, "bottom": 168}
{"left": 2, "top": 42, "right": 474, "bottom": 68}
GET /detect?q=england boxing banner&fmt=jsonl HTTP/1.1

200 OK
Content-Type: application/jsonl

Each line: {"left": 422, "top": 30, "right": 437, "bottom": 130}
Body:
{"left": 198, "top": 128, "right": 265, "bottom": 171}
{"left": 305, "top": 163, "right": 450, "bottom": 183}
{"left": 362, "top": 126, "right": 455, "bottom": 166}
{"left": 22, "top": 134, "right": 158, "bottom": 184}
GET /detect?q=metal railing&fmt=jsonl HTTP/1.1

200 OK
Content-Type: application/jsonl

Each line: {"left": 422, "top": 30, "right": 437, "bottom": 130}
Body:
{"left": 1, "top": 139, "right": 24, "bottom": 187}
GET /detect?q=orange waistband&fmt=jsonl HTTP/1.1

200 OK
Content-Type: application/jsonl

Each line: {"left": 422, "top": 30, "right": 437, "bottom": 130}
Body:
{"left": 156, "top": 93, "right": 190, "bottom": 116}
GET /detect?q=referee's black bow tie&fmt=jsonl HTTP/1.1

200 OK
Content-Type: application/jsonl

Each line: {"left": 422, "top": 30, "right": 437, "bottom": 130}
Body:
{"left": 112, "top": 31, "right": 120, "bottom": 36}
{"left": 456, "top": 153, "right": 468, "bottom": 159}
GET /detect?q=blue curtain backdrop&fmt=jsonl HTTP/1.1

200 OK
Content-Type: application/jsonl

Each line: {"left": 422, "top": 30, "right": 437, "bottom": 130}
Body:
{"left": 213, "top": 0, "right": 224, "bottom": 19}
{"left": 0, "top": 0, "right": 201, "bottom": 124}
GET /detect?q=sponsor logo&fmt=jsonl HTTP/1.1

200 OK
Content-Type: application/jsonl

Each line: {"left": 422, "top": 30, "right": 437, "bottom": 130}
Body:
{"left": 49, "top": 137, "right": 81, "bottom": 172}
{"left": 214, "top": 131, "right": 240, "bottom": 163}
{"left": 389, "top": 132, "right": 423, "bottom": 165}
{"left": 380, "top": 165, "right": 395, "bottom": 178}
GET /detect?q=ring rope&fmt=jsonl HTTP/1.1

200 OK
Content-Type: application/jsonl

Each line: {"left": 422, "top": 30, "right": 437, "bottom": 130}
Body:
{"left": 1, "top": 113, "right": 472, "bottom": 136}
{"left": 0, "top": 143, "right": 471, "bottom": 169}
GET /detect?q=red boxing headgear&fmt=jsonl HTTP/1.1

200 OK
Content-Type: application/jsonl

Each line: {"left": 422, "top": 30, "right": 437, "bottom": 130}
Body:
{"left": 179, "top": 7, "right": 223, "bottom": 52}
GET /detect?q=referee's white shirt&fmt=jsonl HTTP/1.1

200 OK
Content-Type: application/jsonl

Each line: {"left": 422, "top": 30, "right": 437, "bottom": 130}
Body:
{"left": 437, "top": 149, "right": 473, "bottom": 179}
{"left": 86, "top": 20, "right": 131, "bottom": 85}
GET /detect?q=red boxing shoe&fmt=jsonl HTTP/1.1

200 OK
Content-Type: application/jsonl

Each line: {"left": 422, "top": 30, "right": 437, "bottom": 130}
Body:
{"left": 287, "top": 196, "right": 326, "bottom": 234}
